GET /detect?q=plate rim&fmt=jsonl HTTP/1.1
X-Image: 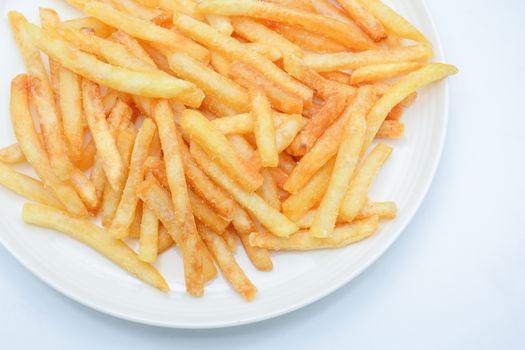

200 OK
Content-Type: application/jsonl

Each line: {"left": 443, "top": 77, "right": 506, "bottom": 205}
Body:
{"left": 0, "top": 0, "right": 449, "bottom": 329}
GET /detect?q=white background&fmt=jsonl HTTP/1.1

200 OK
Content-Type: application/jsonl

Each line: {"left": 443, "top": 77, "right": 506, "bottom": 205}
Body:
{"left": 1, "top": 0, "right": 524, "bottom": 349}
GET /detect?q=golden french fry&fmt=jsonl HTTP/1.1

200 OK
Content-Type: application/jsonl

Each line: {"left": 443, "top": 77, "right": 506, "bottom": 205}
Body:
{"left": 257, "top": 168, "right": 281, "bottom": 211}
{"left": 288, "top": 93, "right": 347, "bottom": 157}
{"left": 356, "top": 0, "right": 428, "bottom": 42}
{"left": 77, "top": 139, "right": 96, "bottom": 171}
{"left": 189, "top": 189, "right": 231, "bottom": 234}
{"left": 231, "top": 17, "right": 303, "bottom": 57}
{"left": 336, "top": 0, "right": 387, "bottom": 41}
{"left": 222, "top": 227, "right": 238, "bottom": 252}
{"left": 249, "top": 216, "right": 379, "bottom": 250}
{"left": 0, "top": 143, "right": 26, "bottom": 164}
{"left": 296, "top": 201, "right": 397, "bottom": 228}
{"left": 377, "top": 120, "right": 404, "bottom": 138}
{"left": 340, "top": 144, "right": 392, "bottom": 221}
{"left": 250, "top": 89, "right": 278, "bottom": 167}
{"left": 229, "top": 61, "right": 303, "bottom": 114}
{"left": 181, "top": 110, "right": 263, "bottom": 192}
{"left": 157, "top": 0, "right": 204, "bottom": 20}
{"left": 205, "top": 14, "right": 234, "bottom": 35}
{"left": 137, "top": 179, "right": 206, "bottom": 296}
{"left": 109, "top": 0, "right": 164, "bottom": 20}
{"left": 191, "top": 142, "right": 298, "bottom": 237}
{"left": 320, "top": 71, "right": 353, "bottom": 85}
{"left": 82, "top": 80, "right": 124, "bottom": 190}
{"left": 109, "top": 118, "right": 156, "bottom": 237}
{"left": 83, "top": 2, "right": 209, "bottom": 63}
{"left": 285, "top": 90, "right": 377, "bottom": 193}
{"left": 22, "top": 202, "right": 169, "bottom": 291}
{"left": 70, "top": 168, "right": 98, "bottom": 211}
{"left": 310, "top": 0, "right": 352, "bottom": 23}
{"left": 197, "top": 222, "right": 257, "bottom": 301}
{"left": 263, "top": 0, "right": 316, "bottom": 12}
{"left": 363, "top": 63, "right": 458, "bottom": 151}
{"left": 350, "top": 62, "right": 422, "bottom": 85}
{"left": 153, "top": 101, "right": 218, "bottom": 284}
{"left": 128, "top": 201, "right": 143, "bottom": 239}
{"left": 138, "top": 200, "right": 160, "bottom": 263}
{"left": 173, "top": 15, "right": 312, "bottom": 102}
{"left": 310, "top": 87, "right": 372, "bottom": 238}
{"left": 269, "top": 22, "right": 347, "bottom": 53}
{"left": 282, "top": 158, "right": 334, "bottom": 221}
{"left": 210, "top": 111, "right": 300, "bottom": 136}
{"left": 168, "top": 52, "right": 249, "bottom": 113}
{"left": 304, "top": 45, "right": 433, "bottom": 72}
{"left": 243, "top": 42, "right": 282, "bottom": 62}
{"left": 157, "top": 224, "right": 175, "bottom": 254}
{"left": 9, "top": 12, "right": 73, "bottom": 181}
{"left": 10, "top": 75, "right": 88, "bottom": 217}
{"left": 209, "top": 51, "right": 231, "bottom": 76}
{"left": 197, "top": 0, "right": 374, "bottom": 50}
{"left": 24, "top": 21, "right": 204, "bottom": 103}
{"left": 102, "top": 126, "right": 137, "bottom": 227}
{"left": 278, "top": 153, "right": 296, "bottom": 174}
{"left": 109, "top": 30, "right": 156, "bottom": 66}
{"left": 61, "top": 16, "right": 114, "bottom": 37}
{"left": 0, "top": 162, "right": 63, "bottom": 209}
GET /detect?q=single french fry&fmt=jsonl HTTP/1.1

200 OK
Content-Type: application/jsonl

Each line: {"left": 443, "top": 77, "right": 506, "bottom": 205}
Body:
{"left": 109, "top": 0, "right": 164, "bottom": 20}
{"left": 296, "top": 201, "right": 397, "bottom": 228}
{"left": 138, "top": 172, "right": 160, "bottom": 263}
{"left": 209, "top": 51, "right": 231, "bottom": 76}
{"left": 102, "top": 126, "right": 137, "bottom": 227}
{"left": 205, "top": 14, "right": 234, "bottom": 35}
{"left": 356, "top": 0, "right": 428, "bottom": 42}
{"left": 61, "top": 16, "right": 114, "bottom": 37}
{"left": 22, "top": 202, "right": 168, "bottom": 291}
{"left": 229, "top": 61, "right": 303, "bottom": 114}
{"left": 304, "top": 45, "right": 432, "bottom": 72}
{"left": 282, "top": 158, "right": 334, "bottom": 221}
{"left": 153, "top": 101, "right": 218, "bottom": 284}
{"left": 197, "top": 222, "right": 257, "bottom": 301}
{"left": 269, "top": 23, "right": 348, "bottom": 53}
{"left": 109, "top": 31, "right": 156, "bottom": 66}
{"left": 77, "top": 139, "right": 96, "bottom": 171}
{"left": 350, "top": 62, "right": 422, "bottom": 85}
{"left": 310, "top": 0, "right": 353, "bottom": 23}
{"left": 284, "top": 89, "right": 378, "bottom": 193}
{"left": 210, "top": 111, "right": 297, "bottom": 135}
{"left": 83, "top": 2, "right": 209, "bottom": 63}
{"left": 340, "top": 144, "right": 392, "bottom": 221}
{"left": 157, "top": 0, "right": 204, "bottom": 20}
{"left": 363, "top": 63, "right": 458, "bottom": 152}
{"left": 128, "top": 201, "right": 143, "bottom": 239}
{"left": 168, "top": 52, "right": 249, "bottom": 113}
{"left": 181, "top": 110, "right": 263, "bottom": 192}
{"left": 9, "top": 12, "right": 73, "bottom": 181}
{"left": 223, "top": 227, "right": 238, "bottom": 252}
{"left": 0, "top": 162, "right": 63, "bottom": 209}
{"left": 278, "top": 153, "right": 296, "bottom": 174}
{"left": 157, "top": 224, "right": 175, "bottom": 254}
{"left": 0, "top": 144, "right": 26, "bottom": 164}
{"left": 109, "top": 119, "right": 156, "bottom": 237}
{"left": 310, "top": 87, "right": 372, "bottom": 238}
{"left": 288, "top": 93, "right": 347, "bottom": 156}
{"left": 377, "top": 120, "right": 404, "bottom": 138}
{"left": 250, "top": 89, "right": 278, "bottom": 167}
{"left": 243, "top": 42, "right": 282, "bottom": 62}
{"left": 69, "top": 168, "right": 98, "bottom": 211}
{"left": 197, "top": 0, "right": 374, "bottom": 50}
{"left": 231, "top": 17, "right": 303, "bottom": 57}
{"left": 191, "top": 142, "right": 298, "bottom": 237}
{"left": 189, "top": 189, "right": 230, "bottom": 234}
{"left": 24, "top": 22, "right": 204, "bottom": 103}
{"left": 249, "top": 216, "right": 379, "bottom": 250}
{"left": 10, "top": 75, "right": 88, "bottom": 217}
{"left": 263, "top": 0, "right": 316, "bottom": 12}
{"left": 336, "top": 0, "right": 387, "bottom": 41}
{"left": 257, "top": 168, "right": 281, "bottom": 211}
{"left": 320, "top": 71, "right": 353, "bottom": 85}
{"left": 141, "top": 43, "right": 172, "bottom": 73}
{"left": 82, "top": 80, "right": 124, "bottom": 190}
{"left": 137, "top": 179, "right": 205, "bottom": 296}
{"left": 173, "top": 15, "right": 312, "bottom": 102}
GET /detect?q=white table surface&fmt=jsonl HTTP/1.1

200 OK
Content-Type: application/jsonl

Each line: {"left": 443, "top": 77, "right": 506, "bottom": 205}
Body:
{"left": 1, "top": 0, "right": 524, "bottom": 348}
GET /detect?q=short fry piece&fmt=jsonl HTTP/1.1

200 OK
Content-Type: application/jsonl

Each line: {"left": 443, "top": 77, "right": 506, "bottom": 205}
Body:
{"left": 250, "top": 216, "right": 379, "bottom": 250}
{"left": 336, "top": 0, "right": 387, "bottom": 41}
{"left": 340, "top": 144, "right": 392, "bottom": 221}
{"left": 197, "top": 222, "right": 257, "bottom": 301}
{"left": 0, "top": 143, "right": 26, "bottom": 164}
{"left": 250, "top": 89, "right": 278, "bottom": 167}
{"left": 377, "top": 120, "right": 404, "bottom": 138}
{"left": 181, "top": 110, "right": 263, "bottom": 192}
{"left": 22, "top": 203, "right": 169, "bottom": 291}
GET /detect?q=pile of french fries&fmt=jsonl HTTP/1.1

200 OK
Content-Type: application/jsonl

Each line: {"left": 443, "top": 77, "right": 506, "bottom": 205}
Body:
{"left": 0, "top": 0, "right": 457, "bottom": 301}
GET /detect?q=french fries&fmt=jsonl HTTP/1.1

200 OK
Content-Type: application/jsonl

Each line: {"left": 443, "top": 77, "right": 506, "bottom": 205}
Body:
{"left": 310, "top": 87, "right": 372, "bottom": 238}
{"left": 340, "top": 144, "right": 392, "bottom": 222}
{"left": 250, "top": 216, "right": 379, "bottom": 251}
{"left": 22, "top": 202, "right": 169, "bottom": 291}
{"left": 3, "top": 0, "right": 457, "bottom": 301}
{"left": 250, "top": 89, "right": 278, "bottom": 167}
{"left": 181, "top": 110, "right": 264, "bottom": 192}
{"left": 197, "top": 0, "right": 374, "bottom": 50}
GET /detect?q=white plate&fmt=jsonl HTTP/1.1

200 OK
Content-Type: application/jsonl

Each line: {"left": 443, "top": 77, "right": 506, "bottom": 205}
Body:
{"left": 0, "top": 0, "right": 449, "bottom": 328}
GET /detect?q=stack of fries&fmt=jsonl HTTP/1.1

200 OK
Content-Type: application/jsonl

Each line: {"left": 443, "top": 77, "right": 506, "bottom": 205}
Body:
{"left": 0, "top": 0, "right": 457, "bottom": 301}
